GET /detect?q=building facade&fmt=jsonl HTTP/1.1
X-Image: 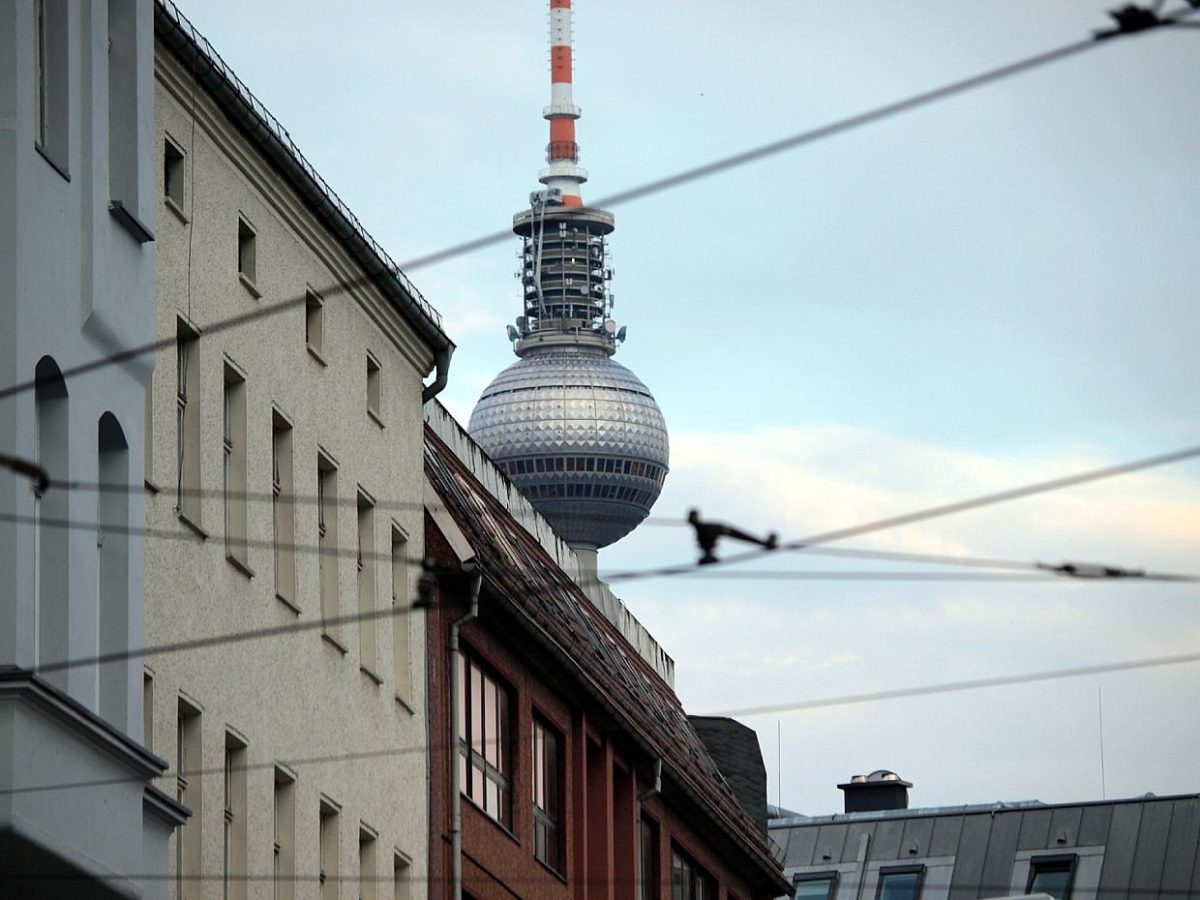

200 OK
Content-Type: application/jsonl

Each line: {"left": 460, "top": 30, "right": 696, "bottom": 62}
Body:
{"left": 423, "top": 403, "right": 788, "bottom": 900}
{"left": 144, "top": 3, "right": 452, "bottom": 898}
{"left": 0, "top": 0, "right": 186, "bottom": 896}
{"left": 770, "top": 772, "right": 1200, "bottom": 900}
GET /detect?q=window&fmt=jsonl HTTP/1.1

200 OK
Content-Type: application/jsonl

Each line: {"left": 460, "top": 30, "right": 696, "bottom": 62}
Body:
{"left": 176, "top": 319, "right": 201, "bottom": 527}
{"left": 532, "top": 718, "right": 562, "bottom": 871}
{"left": 176, "top": 697, "right": 202, "bottom": 900}
{"left": 357, "top": 492, "right": 378, "bottom": 677}
{"left": 164, "top": 135, "right": 187, "bottom": 216}
{"left": 272, "top": 412, "right": 295, "bottom": 606}
{"left": 224, "top": 732, "right": 248, "bottom": 900}
{"left": 34, "top": 0, "right": 68, "bottom": 174}
{"left": 34, "top": 357, "right": 68, "bottom": 690}
{"left": 142, "top": 669, "right": 154, "bottom": 751}
{"left": 457, "top": 650, "right": 512, "bottom": 828}
{"left": 359, "top": 825, "right": 378, "bottom": 900}
{"left": 640, "top": 816, "right": 660, "bottom": 900}
{"left": 273, "top": 767, "right": 296, "bottom": 900}
{"left": 1027, "top": 855, "right": 1075, "bottom": 899}
{"left": 876, "top": 866, "right": 923, "bottom": 900}
{"left": 671, "top": 847, "right": 713, "bottom": 900}
{"left": 318, "top": 453, "right": 340, "bottom": 644}
{"left": 391, "top": 525, "right": 410, "bottom": 703}
{"left": 237, "top": 216, "right": 258, "bottom": 289}
{"left": 366, "top": 352, "right": 382, "bottom": 423}
{"left": 98, "top": 413, "right": 130, "bottom": 725}
{"left": 393, "top": 853, "right": 412, "bottom": 900}
{"left": 223, "top": 363, "right": 248, "bottom": 568}
{"left": 794, "top": 873, "right": 838, "bottom": 900}
{"left": 305, "top": 290, "right": 324, "bottom": 359}
{"left": 319, "top": 798, "right": 340, "bottom": 900}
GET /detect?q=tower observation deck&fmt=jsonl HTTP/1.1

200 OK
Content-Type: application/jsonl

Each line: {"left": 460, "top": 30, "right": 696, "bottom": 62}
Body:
{"left": 468, "top": 0, "right": 669, "bottom": 559}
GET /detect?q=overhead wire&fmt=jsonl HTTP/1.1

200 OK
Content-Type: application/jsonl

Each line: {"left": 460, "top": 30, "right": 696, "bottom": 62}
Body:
{"left": 4, "top": 438, "right": 1198, "bottom": 684}
{"left": 709, "top": 649, "right": 1200, "bottom": 718}
{"left": 603, "top": 443, "right": 1200, "bottom": 581}
{"left": 0, "top": 6, "right": 1196, "bottom": 403}
{"left": 4, "top": 646, "right": 1198, "bottom": 799}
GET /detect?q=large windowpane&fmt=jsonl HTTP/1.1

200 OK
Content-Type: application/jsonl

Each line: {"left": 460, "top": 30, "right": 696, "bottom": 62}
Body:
{"left": 794, "top": 875, "right": 836, "bottom": 900}
{"left": 457, "top": 651, "right": 512, "bottom": 828}
{"left": 532, "top": 718, "right": 562, "bottom": 872}
{"left": 876, "top": 868, "right": 922, "bottom": 900}
{"left": 1027, "top": 856, "right": 1075, "bottom": 899}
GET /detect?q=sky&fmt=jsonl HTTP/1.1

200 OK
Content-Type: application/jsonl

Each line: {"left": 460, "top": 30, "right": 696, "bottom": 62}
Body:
{"left": 170, "top": 0, "right": 1199, "bottom": 816}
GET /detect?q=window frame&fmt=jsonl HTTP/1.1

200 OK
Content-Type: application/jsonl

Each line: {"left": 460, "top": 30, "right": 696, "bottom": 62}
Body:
{"left": 457, "top": 649, "right": 513, "bottom": 830}
{"left": 531, "top": 715, "right": 563, "bottom": 873}
{"left": 305, "top": 289, "right": 326, "bottom": 363}
{"left": 874, "top": 864, "right": 925, "bottom": 900}
{"left": 357, "top": 490, "right": 380, "bottom": 680}
{"left": 793, "top": 871, "right": 839, "bottom": 900}
{"left": 272, "top": 409, "right": 296, "bottom": 609}
{"left": 1025, "top": 853, "right": 1077, "bottom": 899}
{"left": 163, "top": 132, "right": 189, "bottom": 222}
{"left": 640, "top": 815, "right": 660, "bottom": 900}
{"left": 175, "top": 318, "right": 203, "bottom": 530}
{"left": 671, "top": 845, "right": 714, "bottom": 900}
{"left": 222, "top": 360, "right": 249, "bottom": 572}
{"left": 237, "top": 214, "right": 260, "bottom": 297}
{"left": 317, "top": 451, "right": 342, "bottom": 649}
{"left": 366, "top": 351, "right": 383, "bottom": 425}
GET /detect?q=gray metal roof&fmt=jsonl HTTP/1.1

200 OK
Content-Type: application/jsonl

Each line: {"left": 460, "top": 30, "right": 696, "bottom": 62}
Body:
{"left": 769, "top": 792, "right": 1200, "bottom": 898}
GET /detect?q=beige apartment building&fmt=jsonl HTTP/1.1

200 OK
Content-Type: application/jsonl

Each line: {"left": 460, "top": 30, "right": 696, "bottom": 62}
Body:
{"left": 144, "top": 4, "right": 453, "bottom": 899}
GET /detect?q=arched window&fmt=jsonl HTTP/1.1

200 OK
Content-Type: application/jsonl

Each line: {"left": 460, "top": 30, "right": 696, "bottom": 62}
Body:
{"left": 98, "top": 412, "right": 129, "bottom": 725}
{"left": 34, "top": 357, "right": 68, "bottom": 690}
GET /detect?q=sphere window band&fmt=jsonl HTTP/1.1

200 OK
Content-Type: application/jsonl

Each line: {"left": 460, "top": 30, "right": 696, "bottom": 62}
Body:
{"left": 524, "top": 483, "right": 655, "bottom": 505}
{"left": 498, "top": 456, "right": 665, "bottom": 485}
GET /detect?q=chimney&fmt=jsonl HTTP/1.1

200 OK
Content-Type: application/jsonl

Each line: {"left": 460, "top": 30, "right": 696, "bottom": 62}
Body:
{"left": 837, "top": 770, "right": 912, "bottom": 813}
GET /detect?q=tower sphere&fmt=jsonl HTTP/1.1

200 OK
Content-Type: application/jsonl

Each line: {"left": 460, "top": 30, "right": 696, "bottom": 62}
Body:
{"left": 468, "top": 0, "right": 668, "bottom": 553}
{"left": 468, "top": 349, "right": 669, "bottom": 549}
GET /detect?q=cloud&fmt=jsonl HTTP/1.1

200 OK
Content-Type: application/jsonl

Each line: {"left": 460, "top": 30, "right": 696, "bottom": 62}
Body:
{"left": 602, "top": 424, "right": 1200, "bottom": 811}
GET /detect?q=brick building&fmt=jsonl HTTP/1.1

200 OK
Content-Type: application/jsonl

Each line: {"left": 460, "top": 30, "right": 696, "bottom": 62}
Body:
{"left": 422, "top": 404, "right": 790, "bottom": 900}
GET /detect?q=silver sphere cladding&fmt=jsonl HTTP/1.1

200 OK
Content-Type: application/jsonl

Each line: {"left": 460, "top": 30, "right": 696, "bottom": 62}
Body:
{"left": 468, "top": 349, "right": 669, "bottom": 549}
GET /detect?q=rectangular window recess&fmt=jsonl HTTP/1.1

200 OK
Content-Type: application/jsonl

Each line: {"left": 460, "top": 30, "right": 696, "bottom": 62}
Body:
{"left": 237, "top": 217, "right": 257, "bottom": 288}
{"left": 110, "top": 200, "right": 155, "bottom": 244}
{"left": 164, "top": 136, "right": 187, "bottom": 218}
{"left": 305, "top": 291, "right": 325, "bottom": 361}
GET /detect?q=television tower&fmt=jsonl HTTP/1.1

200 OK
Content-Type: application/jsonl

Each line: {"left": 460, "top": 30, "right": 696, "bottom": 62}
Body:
{"left": 468, "top": 0, "right": 669, "bottom": 575}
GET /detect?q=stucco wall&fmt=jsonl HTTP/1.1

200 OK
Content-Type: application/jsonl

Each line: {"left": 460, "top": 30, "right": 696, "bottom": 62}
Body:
{"left": 144, "top": 39, "right": 436, "bottom": 899}
{"left": 0, "top": 0, "right": 173, "bottom": 894}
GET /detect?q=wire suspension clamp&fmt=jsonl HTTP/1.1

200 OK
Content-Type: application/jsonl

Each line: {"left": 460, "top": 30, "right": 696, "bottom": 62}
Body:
{"left": 688, "top": 509, "right": 778, "bottom": 565}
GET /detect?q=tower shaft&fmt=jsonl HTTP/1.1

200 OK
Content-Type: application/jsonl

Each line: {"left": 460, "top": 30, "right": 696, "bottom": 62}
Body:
{"left": 541, "top": 0, "right": 586, "bottom": 206}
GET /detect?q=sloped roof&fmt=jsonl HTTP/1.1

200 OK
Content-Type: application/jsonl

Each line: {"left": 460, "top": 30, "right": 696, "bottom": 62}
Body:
{"left": 425, "top": 425, "right": 788, "bottom": 894}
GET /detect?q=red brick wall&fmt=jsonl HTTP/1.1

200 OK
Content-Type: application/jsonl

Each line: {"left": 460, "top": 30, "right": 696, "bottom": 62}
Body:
{"left": 425, "top": 515, "right": 768, "bottom": 900}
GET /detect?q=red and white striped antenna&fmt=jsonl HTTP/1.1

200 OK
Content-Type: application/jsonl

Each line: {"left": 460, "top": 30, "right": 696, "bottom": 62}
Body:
{"left": 540, "top": 0, "right": 586, "bottom": 207}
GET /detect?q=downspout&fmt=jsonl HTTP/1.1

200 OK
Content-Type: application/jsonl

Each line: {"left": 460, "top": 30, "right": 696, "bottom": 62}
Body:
{"left": 422, "top": 344, "right": 455, "bottom": 404}
{"left": 449, "top": 566, "right": 482, "bottom": 900}
{"left": 635, "top": 758, "right": 663, "bottom": 897}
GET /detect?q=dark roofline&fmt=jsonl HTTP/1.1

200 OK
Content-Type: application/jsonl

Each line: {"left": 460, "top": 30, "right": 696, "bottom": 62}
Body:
{"left": 768, "top": 790, "right": 1200, "bottom": 828}
{"left": 153, "top": 1, "right": 454, "bottom": 368}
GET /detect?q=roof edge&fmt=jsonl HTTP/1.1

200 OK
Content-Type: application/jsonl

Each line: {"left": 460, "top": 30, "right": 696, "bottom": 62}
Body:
{"left": 153, "top": 0, "right": 454, "bottom": 364}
